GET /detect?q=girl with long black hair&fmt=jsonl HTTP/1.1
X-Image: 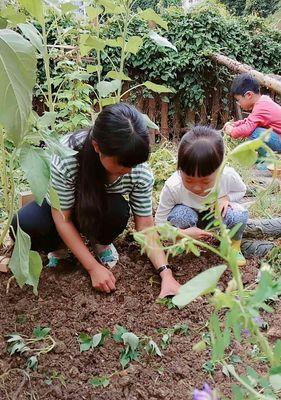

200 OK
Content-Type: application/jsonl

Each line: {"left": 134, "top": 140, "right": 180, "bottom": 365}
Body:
{"left": 12, "top": 103, "right": 180, "bottom": 296}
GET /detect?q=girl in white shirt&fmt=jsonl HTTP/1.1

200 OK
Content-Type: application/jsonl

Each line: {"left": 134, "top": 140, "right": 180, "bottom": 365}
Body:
{"left": 155, "top": 126, "right": 248, "bottom": 266}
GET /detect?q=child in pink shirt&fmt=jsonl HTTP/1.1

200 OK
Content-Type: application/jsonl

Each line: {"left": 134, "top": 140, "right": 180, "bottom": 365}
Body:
{"left": 224, "top": 73, "right": 281, "bottom": 155}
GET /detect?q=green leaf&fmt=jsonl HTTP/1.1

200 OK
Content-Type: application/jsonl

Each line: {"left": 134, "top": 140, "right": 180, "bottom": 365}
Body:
{"left": 125, "top": 36, "right": 143, "bottom": 55}
{"left": 19, "top": 146, "right": 50, "bottom": 205}
{"left": 148, "top": 31, "right": 177, "bottom": 52}
{"left": 41, "top": 132, "right": 77, "bottom": 158}
{"left": 192, "top": 340, "right": 206, "bottom": 352}
{"left": 78, "top": 333, "right": 92, "bottom": 352}
{"left": 172, "top": 265, "right": 227, "bottom": 308}
{"left": 92, "top": 333, "right": 102, "bottom": 348}
{"left": 96, "top": 0, "right": 125, "bottom": 14}
{"left": 18, "top": 0, "right": 44, "bottom": 25}
{"left": 61, "top": 2, "right": 79, "bottom": 14}
{"left": 146, "top": 339, "right": 162, "bottom": 357}
{"left": 1, "top": 7, "right": 27, "bottom": 25}
{"left": 33, "top": 326, "right": 50, "bottom": 339}
{"left": 139, "top": 8, "right": 168, "bottom": 30}
{"left": 0, "top": 16, "right": 7, "bottom": 28}
{"left": 27, "top": 355, "right": 38, "bottom": 371}
{"left": 106, "top": 71, "right": 131, "bottom": 81}
{"left": 142, "top": 113, "right": 159, "bottom": 130}
{"left": 83, "top": 35, "right": 106, "bottom": 51}
{"left": 49, "top": 187, "right": 61, "bottom": 212}
{"left": 0, "top": 29, "right": 36, "bottom": 146}
{"left": 229, "top": 139, "right": 264, "bottom": 167}
{"left": 26, "top": 251, "right": 42, "bottom": 295}
{"left": 89, "top": 375, "right": 110, "bottom": 387}
{"left": 122, "top": 332, "right": 139, "bottom": 351}
{"left": 113, "top": 325, "right": 128, "bottom": 342}
{"left": 269, "top": 367, "right": 281, "bottom": 392}
{"left": 100, "top": 97, "right": 117, "bottom": 107}
{"left": 273, "top": 340, "right": 281, "bottom": 365}
{"left": 120, "top": 349, "right": 131, "bottom": 368}
{"left": 87, "top": 65, "right": 103, "bottom": 73}
{"left": 18, "top": 23, "right": 44, "bottom": 54}
{"left": 96, "top": 80, "right": 121, "bottom": 98}
{"left": 85, "top": 6, "right": 103, "bottom": 19}
{"left": 37, "top": 111, "right": 57, "bottom": 128}
{"left": 9, "top": 221, "right": 31, "bottom": 288}
{"left": 143, "top": 81, "right": 173, "bottom": 94}
{"left": 106, "top": 37, "right": 123, "bottom": 48}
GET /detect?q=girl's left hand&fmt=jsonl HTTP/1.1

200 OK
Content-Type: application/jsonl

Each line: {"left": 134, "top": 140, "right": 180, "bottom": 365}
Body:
{"left": 219, "top": 195, "right": 231, "bottom": 217}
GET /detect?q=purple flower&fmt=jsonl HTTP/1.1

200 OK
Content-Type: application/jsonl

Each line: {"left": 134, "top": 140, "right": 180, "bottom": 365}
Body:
{"left": 193, "top": 383, "right": 219, "bottom": 400}
{"left": 241, "top": 328, "right": 251, "bottom": 337}
{"left": 253, "top": 316, "right": 266, "bottom": 328}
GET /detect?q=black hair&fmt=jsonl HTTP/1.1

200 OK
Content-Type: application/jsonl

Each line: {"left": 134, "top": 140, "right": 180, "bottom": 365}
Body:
{"left": 69, "top": 103, "right": 149, "bottom": 234}
{"left": 231, "top": 73, "right": 260, "bottom": 96}
{"left": 178, "top": 126, "right": 224, "bottom": 177}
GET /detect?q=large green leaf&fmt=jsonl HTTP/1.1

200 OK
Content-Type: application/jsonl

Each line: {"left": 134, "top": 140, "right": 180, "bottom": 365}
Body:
{"left": 142, "top": 113, "right": 159, "bottom": 130}
{"left": 144, "top": 81, "right": 173, "bottom": 93}
{"left": 9, "top": 221, "right": 31, "bottom": 288}
{"left": 85, "top": 6, "right": 103, "bottom": 19}
{"left": 96, "top": 0, "right": 125, "bottom": 14}
{"left": 139, "top": 8, "right": 168, "bottom": 30}
{"left": 96, "top": 80, "right": 121, "bottom": 98}
{"left": 229, "top": 138, "right": 263, "bottom": 167}
{"left": 125, "top": 36, "right": 143, "bottom": 55}
{"left": 106, "top": 71, "right": 131, "bottom": 81}
{"left": 61, "top": 2, "right": 79, "bottom": 14}
{"left": 122, "top": 332, "right": 139, "bottom": 351}
{"left": 18, "top": 0, "right": 44, "bottom": 25}
{"left": 18, "top": 23, "right": 44, "bottom": 55}
{"left": 0, "top": 29, "right": 36, "bottom": 146}
{"left": 41, "top": 132, "right": 77, "bottom": 158}
{"left": 1, "top": 6, "right": 27, "bottom": 25}
{"left": 26, "top": 251, "right": 43, "bottom": 295}
{"left": 19, "top": 146, "right": 50, "bottom": 205}
{"left": 106, "top": 37, "right": 123, "bottom": 48}
{"left": 172, "top": 265, "right": 227, "bottom": 308}
{"left": 49, "top": 187, "right": 61, "bottom": 212}
{"left": 148, "top": 31, "right": 177, "bottom": 52}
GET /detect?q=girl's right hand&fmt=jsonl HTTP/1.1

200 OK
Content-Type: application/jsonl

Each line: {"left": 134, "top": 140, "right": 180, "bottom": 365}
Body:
{"left": 181, "top": 227, "right": 213, "bottom": 240}
{"left": 88, "top": 264, "right": 116, "bottom": 293}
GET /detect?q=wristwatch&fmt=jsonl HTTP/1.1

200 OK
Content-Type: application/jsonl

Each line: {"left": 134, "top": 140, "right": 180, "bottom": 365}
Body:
{"left": 157, "top": 264, "right": 173, "bottom": 274}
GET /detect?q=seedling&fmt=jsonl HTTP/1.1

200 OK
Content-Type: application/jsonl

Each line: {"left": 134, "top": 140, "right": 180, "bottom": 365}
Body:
{"left": 6, "top": 327, "right": 56, "bottom": 370}
{"left": 78, "top": 328, "right": 110, "bottom": 352}
{"left": 156, "top": 297, "right": 176, "bottom": 309}
{"left": 44, "top": 371, "right": 66, "bottom": 387}
{"left": 155, "top": 324, "right": 189, "bottom": 349}
{"left": 89, "top": 375, "right": 110, "bottom": 388}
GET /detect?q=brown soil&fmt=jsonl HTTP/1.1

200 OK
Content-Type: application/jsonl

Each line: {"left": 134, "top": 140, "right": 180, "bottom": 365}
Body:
{"left": 0, "top": 237, "right": 277, "bottom": 400}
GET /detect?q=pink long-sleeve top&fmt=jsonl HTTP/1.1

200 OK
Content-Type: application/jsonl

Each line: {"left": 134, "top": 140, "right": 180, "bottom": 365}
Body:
{"left": 231, "top": 95, "right": 281, "bottom": 139}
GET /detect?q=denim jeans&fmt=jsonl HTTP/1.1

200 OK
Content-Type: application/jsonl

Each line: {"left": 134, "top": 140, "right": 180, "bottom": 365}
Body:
{"left": 167, "top": 203, "right": 248, "bottom": 240}
{"left": 250, "top": 127, "right": 281, "bottom": 156}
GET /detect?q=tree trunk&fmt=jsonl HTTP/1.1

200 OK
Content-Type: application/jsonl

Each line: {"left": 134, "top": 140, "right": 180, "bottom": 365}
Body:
{"left": 160, "top": 100, "right": 169, "bottom": 139}
{"left": 148, "top": 97, "right": 157, "bottom": 144}
{"left": 173, "top": 95, "right": 182, "bottom": 140}
{"left": 210, "top": 53, "right": 281, "bottom": 95}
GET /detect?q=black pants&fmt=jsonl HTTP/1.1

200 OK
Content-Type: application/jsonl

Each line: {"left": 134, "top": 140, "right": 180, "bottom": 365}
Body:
{"left": 11, "top": 193, "right": 130, "bottom": 253}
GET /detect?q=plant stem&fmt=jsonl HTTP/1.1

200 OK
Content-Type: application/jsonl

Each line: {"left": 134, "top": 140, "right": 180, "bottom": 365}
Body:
{"left": 42, "top": 18, "right": 54, "bottom": 113}
{"left": 117, "top": 2, "right": 130, "bottom": 101}
{"left": 0, "top": 126, "right": 10, "bottom": 213}
{"left": 222, "top": 362, "right": 271, "bottom": 400}
{"left": 0, "top": 149, "right": 16, "bottom": 247}
{"left": 253, "top": 326, "right": 275, "bottom": 367}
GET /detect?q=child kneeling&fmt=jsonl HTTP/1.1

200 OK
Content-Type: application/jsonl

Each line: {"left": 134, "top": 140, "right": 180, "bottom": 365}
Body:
{"left": 155, "top": 126, "right": 248, "bottom": 266}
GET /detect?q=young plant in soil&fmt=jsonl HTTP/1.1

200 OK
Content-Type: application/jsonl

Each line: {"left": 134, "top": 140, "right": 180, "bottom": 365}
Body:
{"left": 134, "top": 136, "right": 281, "bottom": 399}
{"left": 6, "top": 327, "right": 56, "bottom": 371}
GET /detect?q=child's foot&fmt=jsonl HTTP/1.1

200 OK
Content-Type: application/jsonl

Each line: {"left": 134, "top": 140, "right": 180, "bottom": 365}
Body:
{"left": 94, "top": 243, "right": 119, "bottom": 268}
{"left": 47, "top": 248, "right": 69, "bottom": 268}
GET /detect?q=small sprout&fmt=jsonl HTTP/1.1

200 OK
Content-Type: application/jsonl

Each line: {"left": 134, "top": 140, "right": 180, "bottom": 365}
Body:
{"left": 157, "top": 366, "right": 164, "bottom": 375}
{"left": 113, "top": 325, "right": 128, "bottom": 342}
{"left": 27, "top": 356, "right": 38, "bottom": 371}
{"left": 202, "top": 361, "right": 216, "bottom": 374}
{"left": 78, "top": 329, "right": 109, "bottom": 352}
{"left": 156, "top": 297, "right": 176, "bottom": 309}
{"left": 33, "top": 327, "right": 51, "bottom": 339}
{"left": 145, "top": 339, "right": 162, "bottom": 357}
{"left": 119, "top": 332, "right": 140, "bottom": 369}
{"left": 89, "top": 375, "right": 110, "bottom": 388}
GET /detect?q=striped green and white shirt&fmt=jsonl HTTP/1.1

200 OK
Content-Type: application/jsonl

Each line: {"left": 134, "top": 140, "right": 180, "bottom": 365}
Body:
{"left": 46, "top": 131, "right": 154, "bottom": 216}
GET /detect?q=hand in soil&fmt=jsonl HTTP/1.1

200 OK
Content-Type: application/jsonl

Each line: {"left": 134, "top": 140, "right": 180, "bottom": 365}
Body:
{"left": 159, "top": 270, "right": 181, "bottom": 298}
{"left": 88, "top": 263, "right": 116, "bottom": 293}
{"left": 181, "top": 227, "right": 213, "bottom": 240}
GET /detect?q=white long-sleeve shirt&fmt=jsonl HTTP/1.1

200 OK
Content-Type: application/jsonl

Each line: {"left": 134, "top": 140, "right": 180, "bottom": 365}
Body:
{"left": 155, "top": 166, "right": 246, "bottom": 225}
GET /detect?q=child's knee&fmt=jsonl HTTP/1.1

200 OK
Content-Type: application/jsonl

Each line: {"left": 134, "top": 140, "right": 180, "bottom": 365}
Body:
{"left": 167, "top": 205, "right": 198, "bottom": 229}
{"left": 224, "top": 204, "right": 248, "bottom": 227}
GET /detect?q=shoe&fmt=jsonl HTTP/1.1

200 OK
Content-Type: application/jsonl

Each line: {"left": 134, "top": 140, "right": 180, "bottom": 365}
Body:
{"left": 47, "top": 249, "right": 69, "bottom": 268}
{"left": 96, "top": 243, "right": 119, "bottom": 268}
